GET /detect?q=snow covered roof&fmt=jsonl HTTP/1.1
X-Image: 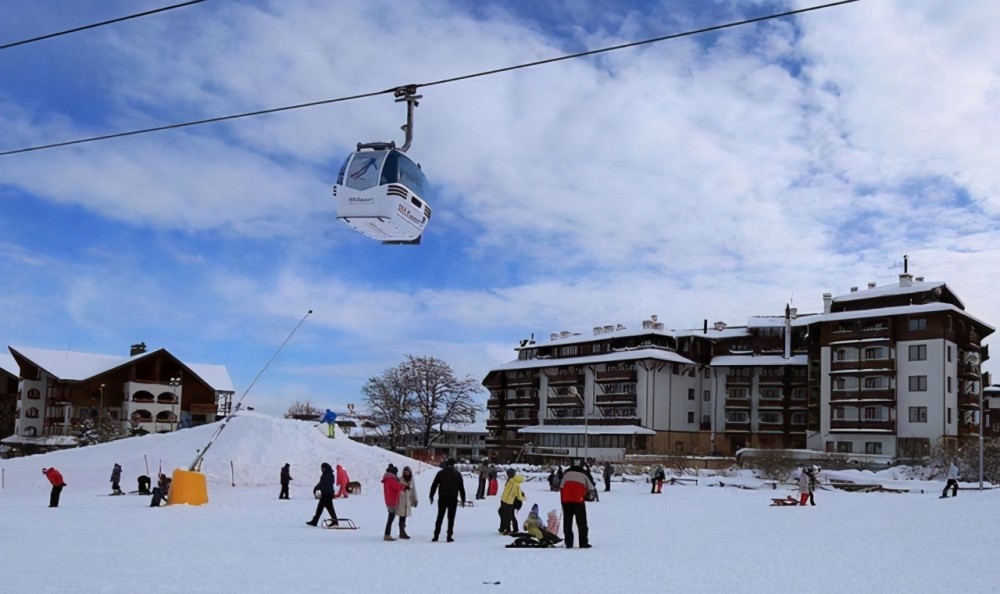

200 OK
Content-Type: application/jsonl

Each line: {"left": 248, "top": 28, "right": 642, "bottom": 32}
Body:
{"left": 1, "top": 434, "right": 79, "bottom": 446}
{"left": 438, "top": 419, "right": 488, "bottom": 434}
{"left": 710, "top": 355, "right": 808, "bottom": 367}
{"left": 491, "top": 348, "right": 696, "bottom": 372}
{"left": 518, "top": 424, "right": 656, "bottom": 435}
{"left": 788, "top": 302, "right": 994, "bottom": 332}
{"left": 0, "top": 352, "right": 17, "bottom": 376}
{"left": 833, "top": 280, "right": 954, "bottom": 305}
{"left": 7, "top": 345, "right": 236, "bottom": 392}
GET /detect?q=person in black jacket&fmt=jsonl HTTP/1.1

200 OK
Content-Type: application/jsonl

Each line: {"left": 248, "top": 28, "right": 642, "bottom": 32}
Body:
{"left": 279, "top": 463, "right": 292, "bottom": 500}
{"left": 429, "top": 458, "right": 466, "bottom": 542}
{"left": 306, "top": 463, "right": 338, "bottom": 527}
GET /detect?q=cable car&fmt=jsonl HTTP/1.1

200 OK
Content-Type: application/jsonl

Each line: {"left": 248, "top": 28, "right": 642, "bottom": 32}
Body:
{"left": 334, "top": 143, "right": 430, "bottom": 244}
{"left": 334, "top": 86, "right": 430, "bottom": 245}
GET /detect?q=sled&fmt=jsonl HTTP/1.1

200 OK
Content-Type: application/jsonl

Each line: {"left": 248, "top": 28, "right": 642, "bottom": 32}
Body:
{"left": 322, "top": 518, "right": 358, "bottom": 530}
{"left": 770, "top": 497, "right": 800, "bottom": 507}
{"left": 460, "top": 500, "right": 475, "bottom": 508}
{"left": 504, "top": 532, "right": 560, "bottom": 549}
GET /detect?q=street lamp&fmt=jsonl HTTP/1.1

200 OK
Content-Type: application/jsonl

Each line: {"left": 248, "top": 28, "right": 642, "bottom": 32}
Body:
{"left": 99, "top": 384, "right": 105, "bottom": 419}
{"left": 169, "top": 377, "right": 181, "bottom": 430}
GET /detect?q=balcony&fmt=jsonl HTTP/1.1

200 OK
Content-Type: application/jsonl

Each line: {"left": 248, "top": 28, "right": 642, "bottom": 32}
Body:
{"left": 486, "top": 398, "right": 502, "bottom": 407}
{"left": 724, "top": 421, "right": 750, "bottom": 432}
{"left": 830, "top": 389, "right": 896, "bottom": 402}
{"left": 758, "top": 375, "right": 784, "bottom": 386}
{"left": 596, "top": 394, "right": 636, "bottom": 405}
{"left": 725, "top": 398, "right": 751, "bottom": 408}
{"left": 726, "top": 375, "right": 752, "bottom": 386}
{"left": 595, "top": 370, "right": 636, "bottom": 382}
{"left": 758, "top": 422, "right": 784, "bottom": 433}
{"left": 830, "top": 360, "right": 895, "bottom": 373}
{"left": 758, "top": 398, "right": 784, "bottom": 409}
{"left": 547, "top": 373, "right": 582, "bottom": 385}
{"left": 547, "top": 395, "right": 583, "bottom": 406}
{"left": 829, "top": 324, "right": 891, "bottom": 341}
{"left": 830, "top": 419, "right": 894, "bottom": 431}
{"left": 958, "top": 394, "right": 980, "bottom": 408}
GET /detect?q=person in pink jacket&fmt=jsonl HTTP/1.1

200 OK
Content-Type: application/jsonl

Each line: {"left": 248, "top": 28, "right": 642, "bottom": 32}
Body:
{"left": 336, "top": 464, "right": 350, "bottom": 498}
{"left": 382, "top": 464, "right": 407, "bottom": 541}
{"left": 42, "top": 467, "right": 66, "bottom": 507}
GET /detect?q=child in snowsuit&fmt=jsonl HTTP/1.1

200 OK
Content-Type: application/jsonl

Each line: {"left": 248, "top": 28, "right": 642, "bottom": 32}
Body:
{"left": 110, "top": 463, "right": 123, "bottom": 495}
{"left": 798, "top": 468, "right": 812, "bottom": 506}
{"left": 150, "top": 473, "right": 171, "bottom": 507}
{"left": 522, "top": 504, "right": 562, "bottom": 546}
{"left": 335, "top": 464, "right": 350, "bottom": 499}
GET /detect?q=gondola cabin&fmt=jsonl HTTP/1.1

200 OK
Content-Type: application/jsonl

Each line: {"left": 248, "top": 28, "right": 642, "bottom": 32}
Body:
{"left": 334, "top": 146, "right": 431, "bottom": 244}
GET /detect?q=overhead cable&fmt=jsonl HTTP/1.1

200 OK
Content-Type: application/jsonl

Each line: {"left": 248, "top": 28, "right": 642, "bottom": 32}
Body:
{"left": 0, "top": 0, "right": 860, "bottom": 157}
{"left": 0, "top": 0, "right": 209, "bottom": 51}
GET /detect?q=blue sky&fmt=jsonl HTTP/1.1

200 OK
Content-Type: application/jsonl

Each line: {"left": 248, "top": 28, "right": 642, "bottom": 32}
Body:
{"left": 3, "top": 0, "right": 1000, "bottom": 417}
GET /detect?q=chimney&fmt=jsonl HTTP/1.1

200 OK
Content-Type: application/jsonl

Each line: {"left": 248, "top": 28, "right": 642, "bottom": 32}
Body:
{"left": 549, "top": 333, "right": 558, "bottom": 341}
{"left": 899, "top": 253, "right": 913, "bottom": 287}
{"left": 593, "top": 326, "right": 603, "bottom": 336}
{"left": 130, "top": 342, "right": 147, "bottom": 356}
{"left": 822, "top": 293, "right": 833, "bottom": 314}
{"left": 867, "top": 282, "right": 876, "bottom": 289}
{"left": 703, "top": 319, "right": 708, "bottom": 334}
{"left": 850, "top": 286, "right": 858, "bottom": 293}
{"left": 915, "top": 276, "right": 924, "bottom": 282}
{"left": 651, "top": 315, "right": 658, "bottom": 323}
{"left": 642, "top": 320, "right": 653, "bottom": 329}
{"left": 784, "top": 304, "right": 791, "bottom": 359}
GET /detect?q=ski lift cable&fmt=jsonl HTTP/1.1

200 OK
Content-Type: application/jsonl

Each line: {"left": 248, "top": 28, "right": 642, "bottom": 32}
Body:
{"left": 0, "top": 0, "right": 860, "bottom": 158}
{"left": 188, "top": 309, "right": 313, "bottom": 472}
{"left": 0, "top": 0, "right": 210, "bottom": 51}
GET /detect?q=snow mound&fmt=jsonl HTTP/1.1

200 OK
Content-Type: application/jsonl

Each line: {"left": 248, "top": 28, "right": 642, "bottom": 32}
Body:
{"left": 0, "top": 412, "right": 423, "bottom": 493}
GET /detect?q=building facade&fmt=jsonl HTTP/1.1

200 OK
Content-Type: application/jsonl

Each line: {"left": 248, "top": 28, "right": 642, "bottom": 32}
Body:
{"left": 3, "top": 343, "right": 235, "bottom": 449}
{"left": 483, "top": 270, "right": 993, "bottom": 463}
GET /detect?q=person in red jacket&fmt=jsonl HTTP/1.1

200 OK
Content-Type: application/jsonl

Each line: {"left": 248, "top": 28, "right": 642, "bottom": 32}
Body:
{"left": 381, "top": 464, "right": 407, "bottom": 541}
{"left": 336, "top": 464, "right": 350, "bottom": 499}
{"left": 559, "top": 460, "right": 595, "bottom": 549}
{"left": 42, "top": 467, "right": 66, "bottom": 508}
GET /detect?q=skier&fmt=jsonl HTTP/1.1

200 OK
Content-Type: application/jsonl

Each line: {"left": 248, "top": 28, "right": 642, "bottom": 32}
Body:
{"left": 559, "top": 460, "right": 595, "bottom": 548}
{"left": 110, "top": 463, "right": 123, "bottom": 495}
{"left": 306, "top": 463, "right": 338, "bottom": 527}
{"left": 381, "top": 464, "right": 406, "bottom": 541}
{"left": 42, "top": 467, "right": 66, "bottom": 508}
{"left": 396, "top": 466, "right": 418, "bottom": 540}
{"left": 429, "top": 458, "right": 466, "bottom": 542}
{"left": 137, "top": 474, "right": 152, "bottom": 495}
{"left": 941, "top": 462, "right": 959, "bottom": 498}
{"left": 476, "top": 459, "right": 489, "bottom": 500}
{"left": 150, "top": 473, "right": 171, "bottom": 507}
{"left": 335, "top": 464, "right": 350, "bottom": 499}
{"left": 498, "top": 468, "right": 525, "bottom": 535}
{"left": 279, "top": 463, "right": 292, "bottom": 500}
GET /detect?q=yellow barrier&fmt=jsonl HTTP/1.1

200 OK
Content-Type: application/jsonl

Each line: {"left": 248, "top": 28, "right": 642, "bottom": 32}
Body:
{"left": 169, "top": 468, "right": 209, "bottom": 506}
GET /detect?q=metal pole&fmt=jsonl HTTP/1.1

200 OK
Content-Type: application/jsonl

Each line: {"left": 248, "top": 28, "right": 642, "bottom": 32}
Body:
{"left": 980, "top": 387, "right": 984, "bottom": 490}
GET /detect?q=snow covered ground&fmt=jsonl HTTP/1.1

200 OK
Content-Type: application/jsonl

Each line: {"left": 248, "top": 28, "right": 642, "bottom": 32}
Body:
{"left": 1, "top": 413, "right": 996, "bottom": 593}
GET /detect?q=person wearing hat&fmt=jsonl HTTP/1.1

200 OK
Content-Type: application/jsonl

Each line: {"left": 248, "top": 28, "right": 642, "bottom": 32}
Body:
{"left": 559, "top": 460, "right": 596, "bottom": 548}
{"left": 42, "top": 467, "right": 66, "bottom": 508}
{"left": 382, "top": 464, "right": 407, "bottom": 541}
{"left": 306, "top": 463, "right": 338, "bottom": 527}
{"left": 279, "top": 463, "right": 292, "bottom": 500}
{"left": 523, "top": 503, "right": 562, "bottom": 546}
{"left": 110, "top": 463, "right": 123, "bottom": 496}
{"left": 498, "top": 468, "right": 525, "bottom": 535}
{"left": 428, "top": 458, "right": 466, "bottom": 542}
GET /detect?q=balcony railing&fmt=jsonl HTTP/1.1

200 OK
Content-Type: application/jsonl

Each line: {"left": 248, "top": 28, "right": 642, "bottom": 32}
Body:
{"left": 830, "top": 389, "right": 896, "bottom": 402}
{"left": 595, "top": 370, "right": 637, "bottom": 382}
{"left": 725, "top": 398, "right": 751, "bottom": 408}
{"left": 958, "top": 394, "right": 980, "bottom": 408}
{"left": 830, "top": 419, "right": 894, "bottom": 431}
{"left": 547, "top": 396, "right": 583, "bottom": 406}
{"left": 830, "top": 360, "right": 896, "bottom": 373}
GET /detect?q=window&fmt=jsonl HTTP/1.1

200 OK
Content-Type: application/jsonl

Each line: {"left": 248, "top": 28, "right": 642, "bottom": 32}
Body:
{"left": 726, "top": 411, "right": 749, "bottom": 423}
{"left": 688, "top": 388, "right": 695, "bottom": 401}
{"left": 909, "top": 344, "right": 927, "bottom": 361}
{"left": 947, "top": 345, "right": 952, "bottom": 362}
{"left": 909, "top": 375, "right": 927, "bottom": 392}
{"left": 834, "top": 378, "right": 846, "bottom": 390}
{"left": 835, "top": 349, "right": 847, "bottom": 361}
{"left": 833, "top": 407, "right": 846, "bottom": 420}
{"left": 865, "top": 442, "right": 883, "bottom": 455}
{"left": 948, "top": 408, "right": 952, "bottom": 424}
{"left": 863, "top": 406, "right": 887, "bottom": 421}
{"left": 703, "top": 390, "right": 711, "bottom": 402}
{"left": 864, "top": 377, "right": 881, "bottom": 389}
{"left": 909, "top": 407, "right": 927, "bottom": 423}
{"left": 759, "top": 412, "right": 782, "bottom": 424}
{"left": 760, "top": 389, "right": 780, "bottom": 400}
{"left": 701, "top": 414, "right": 710, "bottom": 426}
{"left": 947, "top": 377, "right": 952, "bottom": 393}
{"left": 704, "top": 369, "right": 710, "bottom": 378}
{"left": 27, "top": 388, "right": 40, "bottom": 400}
{"left": 687, "top": 412, "right": 695, "bottom": 423}
{"left": 728, "top": 388, "right": 749, "bottom": 399}
{"left": 836, "top": 442, "right": 853, "bottom": 453}
{"left": 791, "top": 412, "right": 806, "bottom": 425}
{"left": 908, "top": 318, "right": 927, "bottom": 332}
{"left": 559, "top": 345, "right": 578, "bottom": 356}
{"left": 864, "top": 347, "right": 883, "bottom": 360}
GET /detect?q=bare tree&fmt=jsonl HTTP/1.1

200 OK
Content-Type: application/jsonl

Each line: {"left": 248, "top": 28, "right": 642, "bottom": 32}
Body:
{"left": 284, "top": 400, "right": 323, "bottom": 419}
{"left": 401, "top": 355, "right": 484, "bottom": 449}
{"left": 361, "top": 365, "right": 416, "bottom": 451}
